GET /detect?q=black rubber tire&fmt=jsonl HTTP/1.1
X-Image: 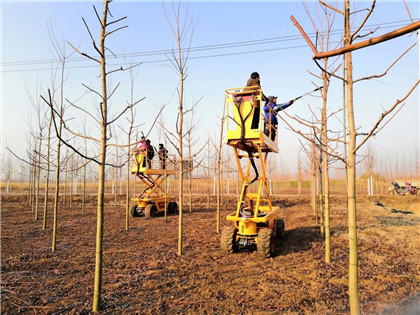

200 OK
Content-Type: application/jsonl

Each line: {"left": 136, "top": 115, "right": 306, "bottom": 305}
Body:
{"left": 275, "top": 219, "right": 285, "bottom": 239}
{"left": 144, "top": 204, "right": 157, "bottom": 218}
{"left": 221, "top": 226, "right": 238, "bottom": 254}
{"left": 131, "top": 205, "right": 139, "bottom": 217}
{"left": 257, "top": 228, "right": 275, "bottom": 258}
{"left": 167, "top": 202, "right": 178, "bottom": 213}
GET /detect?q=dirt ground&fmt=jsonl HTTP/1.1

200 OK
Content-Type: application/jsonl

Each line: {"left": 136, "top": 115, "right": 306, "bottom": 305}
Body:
{"left": 1, "top": 193, "right": 419, "bottom": 314}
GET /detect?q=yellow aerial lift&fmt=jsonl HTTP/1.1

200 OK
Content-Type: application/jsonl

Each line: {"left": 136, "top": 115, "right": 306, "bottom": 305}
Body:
{"left": 221, "top": 86, "right": 285, "bottom": 257}
{"left": 130, "top": 150, "right": 177, "bottom": 218}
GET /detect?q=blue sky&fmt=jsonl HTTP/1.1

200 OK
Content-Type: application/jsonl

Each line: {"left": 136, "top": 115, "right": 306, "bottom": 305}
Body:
{"left": 1, "top": 1, "right": 419, "bottom": 177}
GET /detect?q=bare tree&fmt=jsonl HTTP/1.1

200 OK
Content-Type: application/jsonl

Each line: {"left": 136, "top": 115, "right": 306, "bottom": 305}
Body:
{"left": 1, "top": 152, "right": 14, "bottom": 193}
{"left": 80, "top": 114, "right": 90, "bottom": 215}
{"left": 299, "top": 127, "right": 320, "bottom": 222}
{"left": 47, "top": 26, "right": 72, "bottom": 251}
{"left": 185, "top": 103, "right": 201, "bottom": 212}
{"left": 363, "top": 144, "right": 375, "bottom": 195}
{"left": 112, "top": 126, "right": 121, "bottom": 207}
{"left": 122, "top": 63, "right": 140, "bottom": 230}
{"left": 25, "top": 81, "right": 49, "bottom": 222}
{"left": 297, "top": 152, "right": 302, "bottom": 195}
{"left": 42, "top": 109, "right": 53, "bottom": 229}
{"left": 42, "top": 1, "right": 142, "bottom": 311}
{"left": 292, "top": 1, "right": 420, "bottom": 313}
{"left": 215, "top": 108, "right": 226, "bottom": 233}
{"left": 297, "top": 0, "right": 343, "bottom": 263}
{"left": 162, "top": 0, "right": 198, "bottom": 256}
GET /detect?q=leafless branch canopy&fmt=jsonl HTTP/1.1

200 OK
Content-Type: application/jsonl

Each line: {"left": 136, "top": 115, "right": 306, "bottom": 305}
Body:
{"left": 354, "top": 79, "right": 420, "bottom": 152}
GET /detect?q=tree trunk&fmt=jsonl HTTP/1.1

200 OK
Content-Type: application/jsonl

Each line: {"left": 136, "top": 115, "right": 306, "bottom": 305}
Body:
{"left": 321, "top": 69, "right": 331, "bottom": 263}
{"left": 31, "top": 151, "right": 36, "bottom": 212}
{"left": 216, "top": 106, "right": 226, "bottom": 234}
{"left": 126, "top": 139, "right": 131, "bottom": 230}
{"left": 43, "top": 114, "right": 53, "bottom": 229}
{"left": 310, "top": 135, "right": 317, "bottom": 222}
{"left": 28, "top": 163, "right": 32, "bottom": 206}
{"left": 342, "top": 54, "right": 348, "bottom": 193}
{"left": 93, "top": 1, "right": 109, "bottom": 310}
{"left": 93, "top": 148, "right": 106, "bottom": 312}
{"left": 82, "top": 163, "right": 87, "bottom": 214}
{"left": 52, "top": 118, "right": 62, "bottom": 252}
{"left": 31, "top": 149, "right": 36, "bottom": 213}
{"left": 188, "top": 156, "right": 192, "bottom": 213}
{"left": 52, "top": 55, "right": 65, "bottom": 252}
{"left": 345, "top": 0, "right": 360, "bottom": 313}
{"left": 35, "top": 136, "right": 42, "bottom": 221}
{"left": 177, "top": 72, "right": 184, "bottom": 256}
{"left": 113, "top": 144, "right": 118, "bottom": 207}
{"left": 216, "top": 157, "right": 221, "bottom": 233}
{"left": 207, "top": 139, "right": 210, "bottom": 209}
{"left": 178, "top": 149, "right": 183, "bottom": 254}
{"left": 70, "top": 157, "right": 74, "bottom": 208}
{"left": 318, "top": 167, "right": 324, "bottom": 236}
{"left": 297, "top": 156, "right": 302, "bottom": 195}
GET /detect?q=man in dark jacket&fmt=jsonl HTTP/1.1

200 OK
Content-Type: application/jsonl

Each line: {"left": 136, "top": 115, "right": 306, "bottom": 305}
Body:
{"left": 146, "top": 139, "right": 154, "bottom": 169}
{"left": 158, "top": 143, "right": 168, "bottom": 169}
{"left": 246, "top": 72, "right": 268, "bottom": 102}
{"left": 246, "top": 72, "right": 269, "bottom": 129}
{"left": 263, "top": 96, "right": 294, "bottom": 141}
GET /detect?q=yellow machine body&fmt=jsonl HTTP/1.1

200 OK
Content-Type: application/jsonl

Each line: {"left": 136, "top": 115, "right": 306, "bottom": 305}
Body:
{"left": 130, "top": 150, "right": 177, "bottom": 218}
{"left": 221, "top": 86, "right": 285, "bottom": 257}
{"left": 225, "top": 86, "right": 279, "bottom": 154}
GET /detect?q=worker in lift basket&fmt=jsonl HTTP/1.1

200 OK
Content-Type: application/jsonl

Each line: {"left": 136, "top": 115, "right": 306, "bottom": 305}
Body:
{"left": 263, "top": 96, "right": 294, "bottom": 141}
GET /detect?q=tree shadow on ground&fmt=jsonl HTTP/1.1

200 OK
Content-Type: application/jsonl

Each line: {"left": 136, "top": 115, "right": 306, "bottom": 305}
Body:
{"left": 374, "top": 196, "right": 419, "bottom": 213}
{"left": 374, "top": 215, "right": 420, "bottom": 227}
{"left": 274, "top": 226, "right": 323, "bottom": 257}
{"left": 272, "top": 199, "right": 305, "bottom": 208}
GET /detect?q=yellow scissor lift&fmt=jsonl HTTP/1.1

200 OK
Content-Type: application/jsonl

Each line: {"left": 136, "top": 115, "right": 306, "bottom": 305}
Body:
{"left": 130, "top": 151, "right": 178, "bottom": 218}
{"left": 221, "top": 86, "right": 285, "bottom": 257}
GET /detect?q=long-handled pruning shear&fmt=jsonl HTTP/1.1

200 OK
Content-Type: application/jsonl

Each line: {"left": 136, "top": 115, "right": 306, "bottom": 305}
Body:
{"left": 293, "top": 86, "right": 323, "bottom": 102}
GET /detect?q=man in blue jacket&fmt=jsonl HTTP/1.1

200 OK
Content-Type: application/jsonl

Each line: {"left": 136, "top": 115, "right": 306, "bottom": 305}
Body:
{"left": 263, "top": 96, "right": 294, "bottom": 141}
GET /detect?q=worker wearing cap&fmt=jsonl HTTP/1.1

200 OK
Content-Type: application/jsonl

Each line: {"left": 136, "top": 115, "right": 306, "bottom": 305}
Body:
{"left": 263, "top": 96, "right": 294, "bottom": 141}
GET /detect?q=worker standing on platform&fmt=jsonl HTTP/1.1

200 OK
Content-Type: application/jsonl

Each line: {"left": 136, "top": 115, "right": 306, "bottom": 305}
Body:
{"left": 137, "top": 136, "right": 147, "bottom": 152}
{"left": 158, "top": 143, "right": 168, "bottom": 169}
{"left": 246, "top": 72, "right": 268, "bottom": 102}
{"left": 145, "top": 139, "right": 154, "bottom": 169}
{"left": 263, "top": 96, "right": 295, "bottom": 141}
{"left": 246, "top": 72, "right": 268, "bottom": 129}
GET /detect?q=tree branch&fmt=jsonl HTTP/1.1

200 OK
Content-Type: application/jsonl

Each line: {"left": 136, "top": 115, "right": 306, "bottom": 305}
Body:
{"left": 350, "top": 0, "right": 376, "bottom": 42}
{"left": 105, "top": 25, "right": 128, "bottom": 38}
{"left": 106, "top": 97, "right": 145, "bottom": 126}
{"left": 315, "top": 20, "right": 420, "bottom": 59}
{"left": 66, "top": 98, "right": 101, "bottom": 125}
{"left": 67, "top": 41, "right": 100, "bottom": 63}
{"left": 355, "top": 79, "right": 419, "bottom": 152}
{"left": 82, "top": 17, "right": 103, "bottom": 57}
{"left": 354, "top": 43, "right": 415, "bottom": 83}
{"left": 319, "top": 0, "right": 343, "bottom": 15}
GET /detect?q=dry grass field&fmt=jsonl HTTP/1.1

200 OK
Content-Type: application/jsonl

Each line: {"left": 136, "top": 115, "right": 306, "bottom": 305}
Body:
{"left": 1, "top": 194, "right": 419, "bottom": 314}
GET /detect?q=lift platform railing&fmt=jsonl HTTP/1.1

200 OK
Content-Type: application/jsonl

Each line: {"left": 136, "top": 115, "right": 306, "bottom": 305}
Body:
{"left": 224, "top": 86, "right": 279, "bottom": 153}
{"left": 131, "top": 151, "right": 176, "bottom": 175}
